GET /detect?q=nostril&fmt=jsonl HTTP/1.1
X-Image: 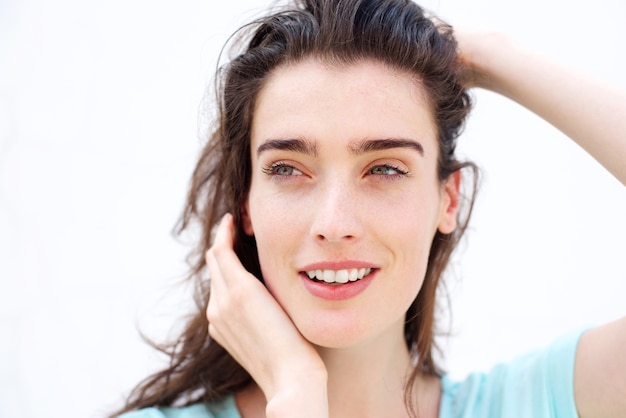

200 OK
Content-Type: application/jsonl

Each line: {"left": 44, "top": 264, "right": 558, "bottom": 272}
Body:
{"left": 310, "top": 210, "right": 361, "bottom": 243}
{"left": 316, "top": 233, "right": 355, "bottom": 242}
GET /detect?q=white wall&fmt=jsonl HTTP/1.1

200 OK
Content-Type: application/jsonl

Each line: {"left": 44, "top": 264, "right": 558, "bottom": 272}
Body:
{"left": 1, "top": 0, "right": 624, "bottom": 417}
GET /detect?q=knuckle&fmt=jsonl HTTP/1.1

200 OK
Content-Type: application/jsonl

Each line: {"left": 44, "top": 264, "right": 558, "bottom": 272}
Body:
{"left": 206, "top": 301, "right": 221, "bottom": 324}
{"left": 211, "top": 244, "right": 226, "bottom": 259}
{"left": 205, "top": 248, "right": 214, "bottom": 262}
{"left": 207, "top": 324, "right": 220, "bottom": 341}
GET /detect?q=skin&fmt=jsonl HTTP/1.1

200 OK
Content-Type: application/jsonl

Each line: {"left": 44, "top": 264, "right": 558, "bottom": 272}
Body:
{"left": 208, "top": 59, "right": 458, "bottom": 418}
{"left": 245, "top": 59, "right": 457, "bottom": 348}
{"left": 455, "top": 30, "right": 626, "bottom": 418}
{"left": 207, "top": 30, "right": 626, "bottom": 418}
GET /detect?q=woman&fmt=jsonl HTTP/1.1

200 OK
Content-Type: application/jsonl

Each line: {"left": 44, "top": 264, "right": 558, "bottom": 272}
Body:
{"left": 114, "top": 0, "right": 626, "bottom": 417}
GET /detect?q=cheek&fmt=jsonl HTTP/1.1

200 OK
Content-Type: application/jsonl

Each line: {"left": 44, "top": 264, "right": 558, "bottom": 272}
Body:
{"left": 374, "top": 190, "right": 442, "bottom": 246}
{"left": 375, "top": 191, "right": 440, "bottom": 285}
{"left": 247, "top": 192, "right": 307, "bottom": 276}
{"left": 250, "top": 221, "right": 286, "bottom": 298}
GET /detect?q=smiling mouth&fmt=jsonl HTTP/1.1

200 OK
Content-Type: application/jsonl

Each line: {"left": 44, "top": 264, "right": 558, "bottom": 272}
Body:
{"left": 304, "top": 268, "right": 374, "bottom": 284}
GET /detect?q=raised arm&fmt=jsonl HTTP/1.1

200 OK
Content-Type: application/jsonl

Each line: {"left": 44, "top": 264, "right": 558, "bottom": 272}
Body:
{"left": 455, "top": 30, "right": 626, "bottom": 418}
{"left": 457, "top": 31, "right": 626, "bottom": 186}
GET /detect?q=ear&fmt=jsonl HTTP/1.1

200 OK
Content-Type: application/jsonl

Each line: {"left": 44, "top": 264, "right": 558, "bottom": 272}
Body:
{"left": 437, "top": 170, "right": 461, "bottom": 234}
{"left": 241, "top": 199, "right": 254, "bottom": 236}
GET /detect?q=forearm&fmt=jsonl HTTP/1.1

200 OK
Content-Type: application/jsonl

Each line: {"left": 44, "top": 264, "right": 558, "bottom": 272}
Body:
{"left": 461, "top": 32, "right": 626, "bottom": 186}
{"left": 458, "top": 30, "right": 626, "bottom": 417}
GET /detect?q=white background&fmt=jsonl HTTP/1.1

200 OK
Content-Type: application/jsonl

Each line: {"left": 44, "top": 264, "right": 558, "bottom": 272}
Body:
{"left": 1, "top": 0, "right": 625, "bottom": 417}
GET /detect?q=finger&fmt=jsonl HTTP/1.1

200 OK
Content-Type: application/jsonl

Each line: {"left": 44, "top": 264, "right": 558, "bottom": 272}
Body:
{"left": 205, "top": 213, "right": 235, "bottom": 292}
{"left": 207, "top": 323, "right": 218, "bottom": 340}
{"left": 213, "top": 213, "right": 235, "bottom": 252}
{"left": 206, "top": 248, "right": 223, "bottom": 293}
{"left": 210, "top": 214, "right": 259, "bottom": 288}
{"left": 205, "top": 249, "right": 223, "bottom": 326}
{"left": 210, "top": 213, "right": 241, "bottom": 281}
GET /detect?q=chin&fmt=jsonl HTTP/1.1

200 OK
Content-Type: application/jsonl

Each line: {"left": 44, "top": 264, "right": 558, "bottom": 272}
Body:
{"left": 305, "top": 331, "right": 362, "bottom": 349}
{"left": 292, "top": 309, "right": 402, "bottom": 350}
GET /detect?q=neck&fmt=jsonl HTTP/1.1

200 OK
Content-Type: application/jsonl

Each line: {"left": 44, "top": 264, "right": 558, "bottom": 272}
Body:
{"left": 314, "top": 320, "right": 438, "bottom": 418}
{"left": 235, "top": 320, "right": 441, "bottom": 418}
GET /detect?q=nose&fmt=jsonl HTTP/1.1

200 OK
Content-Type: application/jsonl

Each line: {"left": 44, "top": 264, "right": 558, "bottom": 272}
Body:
{"left": 309, "top": 179, "right": 363, "bottom": 244}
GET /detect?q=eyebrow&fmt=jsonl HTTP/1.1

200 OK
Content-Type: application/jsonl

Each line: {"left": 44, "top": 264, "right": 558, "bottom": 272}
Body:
{"left": 256, "top": 138, "right": 318, "bottom": 157}
{"left": 349, "top": 138, "right": 424, "bottom": 156}
{"left": 255, "top": 137, "right": 424, "bottom": 158}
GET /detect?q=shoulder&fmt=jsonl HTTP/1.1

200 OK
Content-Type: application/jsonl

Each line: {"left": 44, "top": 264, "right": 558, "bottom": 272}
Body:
{"left": 117, "top": 395, "right": 240, "bottom": 418}
{"left": 574, "top": 317, "right": 626, "bottom": 418}
{"left": 439, "top": 328, "right": 586, "bottom": 418}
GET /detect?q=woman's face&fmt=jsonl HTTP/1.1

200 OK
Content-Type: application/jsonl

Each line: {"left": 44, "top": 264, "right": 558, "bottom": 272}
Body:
{"left": 243, "top": 59, "right": 459, "bottom": 348}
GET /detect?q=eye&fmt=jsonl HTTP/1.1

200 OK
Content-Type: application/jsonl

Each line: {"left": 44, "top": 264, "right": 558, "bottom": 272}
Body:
{"left": 262, "top": 162, "right": 303, "bottom": 177}
{"left": 369, "top": 164, "right": 409, "bottom": 176}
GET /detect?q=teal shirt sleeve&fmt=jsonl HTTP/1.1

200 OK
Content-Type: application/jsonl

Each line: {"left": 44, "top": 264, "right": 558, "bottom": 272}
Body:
{"left": 439, "top": 328, "right": 585, "bottom": 418}
{"left": 117, "top": 395, "right": 240, "bottom": 418}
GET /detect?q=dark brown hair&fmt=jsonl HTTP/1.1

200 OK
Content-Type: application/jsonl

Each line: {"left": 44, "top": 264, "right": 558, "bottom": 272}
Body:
{"left": 113, "top": 0, "right": 476, "bottom": 416}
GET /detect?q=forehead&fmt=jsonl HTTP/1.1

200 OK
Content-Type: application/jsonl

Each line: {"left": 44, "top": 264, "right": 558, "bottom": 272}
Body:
{"left": 251, "top": 58, "right": 438, "bottom": 153}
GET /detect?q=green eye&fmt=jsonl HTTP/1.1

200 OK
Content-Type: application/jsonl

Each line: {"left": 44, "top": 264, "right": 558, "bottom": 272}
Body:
{"left": 262, "top": 163, "right": 303, "bottom": 177}
{"left": 275, "top": 165, "right": 295, "bottom": 175}
{"left": 370, "top": 164, "right": 408, "bottom": 176}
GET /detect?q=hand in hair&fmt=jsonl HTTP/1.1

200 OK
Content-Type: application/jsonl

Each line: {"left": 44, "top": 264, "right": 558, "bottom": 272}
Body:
{"left": 206, "top": 214, "right": 329, "bottom": 418}
{"left": 455, "top": 30, "right": 626, "bottom": 418}
{"left": 454, "top": 29, "right": 626, "bottom": 186}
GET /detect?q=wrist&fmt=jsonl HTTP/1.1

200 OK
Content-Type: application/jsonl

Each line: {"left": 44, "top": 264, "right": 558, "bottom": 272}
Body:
{"left": 265, "top": 369, "right": 328, "bottom": 418}
{"left": 457, "top": 30, "right": 518, "bottom": 92}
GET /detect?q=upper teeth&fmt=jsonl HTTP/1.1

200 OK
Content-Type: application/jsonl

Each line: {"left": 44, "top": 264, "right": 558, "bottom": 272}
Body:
{"left": 306, "top": 268, "right": 372, "bottom": 284}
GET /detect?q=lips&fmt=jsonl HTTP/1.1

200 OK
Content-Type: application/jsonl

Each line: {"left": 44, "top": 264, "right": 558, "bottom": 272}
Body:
{"left": 305, "top": 268, "right": 373, "bottom": 284}
{"left": 299, "top": 265, "right": 378, "bottom": 300}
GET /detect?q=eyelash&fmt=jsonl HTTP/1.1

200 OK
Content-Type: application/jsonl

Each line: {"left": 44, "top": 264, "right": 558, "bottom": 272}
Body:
{"left": 261, "top": 162, "right": 409, "bottom": 179}
{"left": 369, "top": 164, "right": 409, "bottom": 178}
{"left": 261, "top": 162, "right": 302, "bottom": 177}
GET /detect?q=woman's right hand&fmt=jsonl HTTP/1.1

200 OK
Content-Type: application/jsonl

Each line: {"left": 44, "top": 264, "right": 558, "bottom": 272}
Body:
{"left": 206, "top": 214, "right": 329, "bottom": 418}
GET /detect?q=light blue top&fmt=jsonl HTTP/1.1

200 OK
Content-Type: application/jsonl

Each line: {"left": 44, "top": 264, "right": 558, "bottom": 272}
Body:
{"left": 119, "top": 329, "right": 584, "bottom": 418}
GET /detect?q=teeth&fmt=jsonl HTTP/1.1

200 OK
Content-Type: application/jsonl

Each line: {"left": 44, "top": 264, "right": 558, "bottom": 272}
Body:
{"left": 305, "top": 268, "right": 372, "bottom": 284}
{"left": 335, "top": 270, "right": 349, "bottom": 283}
